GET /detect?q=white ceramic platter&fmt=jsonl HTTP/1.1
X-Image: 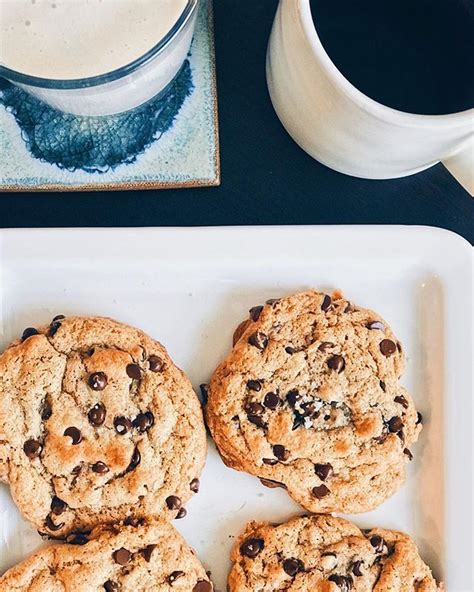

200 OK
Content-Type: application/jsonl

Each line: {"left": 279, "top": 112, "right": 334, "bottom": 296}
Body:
{"left": 0, "top": 226, "right": 472, "bottom": 591}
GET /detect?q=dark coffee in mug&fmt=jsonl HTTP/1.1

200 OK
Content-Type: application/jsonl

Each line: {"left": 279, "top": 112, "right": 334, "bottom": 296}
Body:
{"left": 310, "top": 0, "right": 474, "bottom": 115}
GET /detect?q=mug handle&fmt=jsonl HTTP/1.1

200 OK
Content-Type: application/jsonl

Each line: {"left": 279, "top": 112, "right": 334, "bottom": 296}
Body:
{"left": 442, "top": 138, "right": 474, "bottom": 196}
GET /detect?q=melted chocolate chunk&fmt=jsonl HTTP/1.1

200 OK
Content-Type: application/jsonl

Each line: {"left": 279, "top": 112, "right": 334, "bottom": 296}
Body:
{"left": 248, "top": 331, "right": 268, "bottom": 351}
{"left": 328, "top": 574, "right": 353, "bottom": 591}
{"left": 321, "top": 294, "right": 332, "bottom": 311}
{"left": 312, "top": 484, "right": 330, "bottom": 498}
{"left": 168, "top": 571, "right": 185, "bottom": 583}
{"left": 88, "top": 403, "right": 106, "bottom": 426}
{"left": 249, "top": 305, "right": 263, "bottom": 321}
{"left": 263, "top": 392, "right": 280, "bottom": 409}
{"left": 141, "top": 544, "right": 156, "bottom": 562}
{"left": 379, "top": 339, "right": 397, "bottom": 356}
{"left": 64, "top": 426, "right": 82, "bottom": 445}
{"left": 148, "top": 355, "right": 165, "bottom": 372}
{"left": 190, "top": 478, "right": 200, "bottom": 493}
{"left": 327, "top": 354, "right": 345, "bottom": 373}
{"left": 88, "top": 372, "right": 108, "bottom": 391}
{"left": 126, "top": 363, "right": 142, "bottom": 380}
{"left": 21, "top": 327, "right": 39, "bottom": 341}
{"left": 114, "top": 416, "right": 133, "bottom": 435}
{"left": 166, "top": 496, "right": 182, "bottom": 510}
{"left": 247, "top": 379, "right": 262, "bottom": 392}
{"left": 50, "top": 496, "right": 67, "bottom": 515}
{"left": 113, "top": 547, "right": 131, "bottom": 565}
{"left": 283, "top": 557, "right": 304, "bottom": 576}
{"left": 314, "top": 463, "right": 333, "bottom": 481}
{"left": 23, "top": 439, "right": 42, "bottom": 459}
{"left": 240, "top": 538, "right": 264, "bottom": 558}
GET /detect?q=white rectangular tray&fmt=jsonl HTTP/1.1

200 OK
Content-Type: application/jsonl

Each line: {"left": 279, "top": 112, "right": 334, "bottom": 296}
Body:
{"left": 0, "top": 226, "right": 472, "bottom": 591}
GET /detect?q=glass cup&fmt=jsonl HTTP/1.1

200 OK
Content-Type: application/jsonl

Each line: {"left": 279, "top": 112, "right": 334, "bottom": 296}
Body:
{"left": 0, "top": 0, "right": 200, "bottom": 116}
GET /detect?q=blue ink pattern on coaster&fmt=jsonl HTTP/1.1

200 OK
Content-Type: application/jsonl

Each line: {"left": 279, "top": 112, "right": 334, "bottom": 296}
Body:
{"left": 0, "top": 0, "right": 219, "bottom": 191}
{"left": 0, "top": 62, "right": 193, "bottom": 174}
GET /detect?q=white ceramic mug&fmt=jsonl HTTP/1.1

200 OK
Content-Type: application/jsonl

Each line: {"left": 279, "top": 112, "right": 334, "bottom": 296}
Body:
{"left": 267, "top": 0, "right": 474, "bottom": 195}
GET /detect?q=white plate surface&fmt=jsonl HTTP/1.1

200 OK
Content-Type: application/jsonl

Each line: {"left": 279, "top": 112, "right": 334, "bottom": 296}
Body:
{"left": 0, "top": 226, "right": 472, "bottom": 591}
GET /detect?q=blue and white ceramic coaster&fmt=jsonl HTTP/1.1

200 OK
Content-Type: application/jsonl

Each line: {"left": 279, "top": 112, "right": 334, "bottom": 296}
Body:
{"left": 0, "top": 0, "right": 219, "bottom": 191}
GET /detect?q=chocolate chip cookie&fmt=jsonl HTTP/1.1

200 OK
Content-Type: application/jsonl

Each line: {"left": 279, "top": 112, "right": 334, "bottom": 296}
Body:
{"left": 228, "top": 514, "right": 443, "bottom": 591}
{"left": 0, "top": 316, "right": 206, "bottom": 536}
{"left": 0, "top": 519, "right": 213, "bottom": 591}
{"left": 206, "top": 290, "right": 421, "bottom": 513}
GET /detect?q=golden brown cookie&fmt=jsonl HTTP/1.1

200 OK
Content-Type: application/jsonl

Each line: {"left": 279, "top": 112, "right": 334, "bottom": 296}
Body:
{"left": 228, "top": 514, "right": 442, "bottom": 591}
{"left": 0, "top": 519, "right": 213, "bottom": 591}
{"left": 0, "top": 316, "right": 206, "bottom": 536}
{"left": 206, "top": 290, "right": 421, "bottom": 514}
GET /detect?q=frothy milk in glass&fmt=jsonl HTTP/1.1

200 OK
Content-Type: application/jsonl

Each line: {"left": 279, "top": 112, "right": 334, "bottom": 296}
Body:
{"left": 0, "top": 0, "right": 188, "bottom": 79}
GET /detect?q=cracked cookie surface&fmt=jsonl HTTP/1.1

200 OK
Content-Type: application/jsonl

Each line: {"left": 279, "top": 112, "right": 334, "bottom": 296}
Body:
{"left": 206, "top": 290, "right": 421, "bottom": 514}
{"left": 228, "top": 514, "right": 443, "bottom": 591}
{"left": 0, "top": 316, "right": 207, "bottom": 536}
{"left": 0, "top": 519, "right": 213, "bottom": 591}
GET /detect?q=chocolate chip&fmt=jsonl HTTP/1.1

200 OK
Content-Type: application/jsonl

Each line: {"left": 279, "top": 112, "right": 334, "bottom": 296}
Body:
{"left": 388, "top": 416, "right": 403, "bottom": 433}
{"left": 286, "top": 389, "right": 300, "bottom": 407}
{"left": 285, "top": 346, "right": 297, "bottom": 354}
{"left": 397, "top": 341, "right": 402, "bottom": 352}
{"left": 72, "top": 465, "right": 81, "bottom": 475}
{"left": 41, "top": 396, "right": 52, "bottom": 420}
{"left": 374, "top": 432, "right": 388, "bottom": 444}
{"left": 21, "top": 327, "right": 39, "bottom": 341}
{"left": 23, "top": 439, "right": 42, "bottom": 459}
{"left": 380, "top": 339, "right": 397, "bottom": 356}
{"left": 148, "top": 355, "right": 165, "bottom": 372}
{"left": 404, "top": 448, "right": 413, "bottom": 460}
{"left": 45, "top": 514, "right": 64, "bottom": 532}
{"left": 64, "top": 427, "right": 82, "bottom": 445}
{"left": 166, "top": 496, "right": 182, "bottom": 510}
{"left": 176, "top": 507, "right": 187, "bottom": 519}
{"left": 320, "top": 552, "right": 337, "bottom": 570}
{"left": 247, "top": 414, "right": 266, "bottom": 428}
{"left": 283, "top": 558, "right": 304, "bottom": 576}
{"left": 52, "top": 314, "right": 65, "bottom": 322}
{"left": 260, "top": 478, "right": 287, "bottom": 489}
{"left": 88, "top": 403, "right": 106, "bottom": 426}
{"left": 344, "top": 302, "right": 353, "bottom": 313}
{"left": 351, "top": 560, "right": 364, "bottom": 576}
{"left": 114, "top": 416, "right": 133, "bottom": 435}
{"left": 369, "top": 535, "right": 385, "bottom": 553}
{"left": 48, "top": 320, "right": 62, "bottom": 336}
{"left": 113, "top": 547, "right": 131, "bottom": 565}
{"left": 126, "top": 364, "right": 142, "bottom": 379}
{"left": 92, "top": 461, "right": 109, "bottom": 474}
{"left": 248, "top": 331, "right": 268, "bottom": 351}
{"left": 314, "top": 463, "right": 333, "bottom": 481}
{"left": 190, "top": 478, "right": 200, "bottom": 493}
{"left": 123, "top": 516, "right": 144, "bottom": 527}
{"left": 379, "top": 380, "right": 386, "bottom": 392}
{"left": 416, "top": 411, "right": 423, "bottom": 425}
{"left": 292, "top": 415, "right": 304, "bottom": 430}
{"left": 245, "top": 401, "right": 264, "bottom": 415}
{"left": 141, "top": 544, "right": 155, "bottom": 562}
{"left": 247, "top": 379, "right": 262, "bottom": 392}
{"left": 266, "top": 298, "right": 280, "bottom": 306}
{"left": 104, "top": 582, "right": 119, "bottom": 592}
{"left": 327, "top": 355, "right": 345, "bottom": 373}
{"left": 312, "top": 484, "right": 330, "bottom": 498}
{"left": 367, "top": 321, "right": 385, "bottom": 330}
{"left": 127, "top": 446, "right": 141, "bottom": 471}
{"left": 328, "top": 574, "right": 353, "bottom": 591}
{"left": 193, "top": 582, "right": 212, "bottom": 592}
{"left": 88, "top": 372, "right": 107, "bottom": 391}
{"left": 249, "top": 305, "right": 263, "bottom": 321}
{"left": 394, "top": 395, "right": 409, "bottom": 408}
{"left": 133, "top": 412, "right": 154, "bottom": 432}
{"left": 263, "top": 392, "right": 280, "bottom": 409}
{"left": 66, "top": 532, "right": 89, "bottom": 545}
{"left": 272, "top": 444, "right": 289, "bottom": 461}
{"left": 318, "top": 342, "right": 334, "bottom": 352}
{"left": 262, "top": 458, "right": 278, "bottom": 465}
{"left": 168, "top": 571, "right": 185, "bottom": 584}
{"left": 199, "top": 384, "right": 209, "bottom": 405}
{"left": 240, "top": 538, "right": 264, "bottom": 558}
{"left": 321, "top": 294, "right": 332, "bottom": 311}
{"left": 51, "top": 496, "right": 67, "bottom": 515}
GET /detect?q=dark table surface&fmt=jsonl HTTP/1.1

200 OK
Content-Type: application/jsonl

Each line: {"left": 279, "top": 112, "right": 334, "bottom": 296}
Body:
{"left": 1, "top": 1, "right": 473, "bottom": 244}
